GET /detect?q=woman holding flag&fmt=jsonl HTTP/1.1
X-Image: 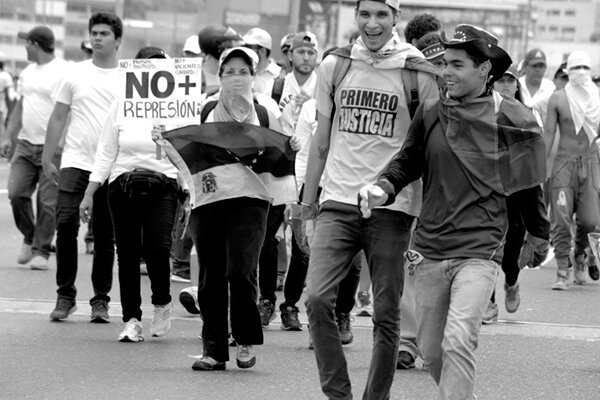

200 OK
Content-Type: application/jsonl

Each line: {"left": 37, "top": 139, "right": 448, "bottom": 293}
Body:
{"left": 153, "top": 46, "right": 298, "bottom": 371}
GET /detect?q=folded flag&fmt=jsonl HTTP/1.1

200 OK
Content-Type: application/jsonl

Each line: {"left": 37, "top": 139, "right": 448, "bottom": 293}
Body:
{"left": 156, "top": 122, "right": 297, "bottom": 208}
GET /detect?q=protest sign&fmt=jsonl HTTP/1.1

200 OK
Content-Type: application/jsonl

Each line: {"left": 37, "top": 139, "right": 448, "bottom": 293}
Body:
{"left": 117, "top": 57, "right": 202, "bottom": 124}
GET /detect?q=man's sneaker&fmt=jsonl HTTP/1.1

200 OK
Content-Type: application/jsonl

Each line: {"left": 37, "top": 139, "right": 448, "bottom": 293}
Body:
{"left": 258, "top": 299, "right": 276, "bottom": 328}
{"left": 29, "top": 255, "right": 49, "bottom": 271}
{"left": 118, "top": 318, "right": 144, "bottom": 342}
{"left": 504, "top": 282, "right": 520, "bottom": 313}
{"left": 356, "top": 290, "right": 373, "bottom": 317}
{"left": 336, "top": 312, "right": 353, "bottom": 345}
{"left": 551, "top": 271, "right": 570, "bottom": 290}
{"left": 481, "top": 301, "right": 498, "bottom": 324}
{"left": 191, "top": 356, "right": 226, "bottom": 371}
{"left": 179, "top": 286, "right": 200, "bottom": 315}
{"left": 280, "top": 306, "right": 302, "bottom": 331}
{"left": 50, "top": 298, "right": 77, "bottom": 321}
{"left": 151, "top": 302, "right": 172, "bottom": 337}
{"left": 17, "top": 243, "right": 33, "bottom": 265}
{"left": 171, "top": 270, "right": 191, "bottom": 283}
{"left": 236, "top": 345, "right": 256, "bottom": 369}
{"left": 90, "top": 300, "right": 110, "bottom": 323}
{"left": 589, "top": 265, "right": 600, "bottom": 281}
{"left": 397, "top": 350, "right": 416, "bottom": 369}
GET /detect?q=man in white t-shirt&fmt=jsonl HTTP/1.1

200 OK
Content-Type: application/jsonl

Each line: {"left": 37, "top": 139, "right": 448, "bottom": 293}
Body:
{"left": 42, "top": 12, "right": 122, "bottom": 323}
{"left": 243, "top": 28, "right": 281, "bottom": 97}
{"left": 519, "top": 48, "right": 555, "bottom": 108}
{"left": 299, "top": 1, "right": 440, "bottom": 398}
{"left": 0, "top": 26, "right": 67, "bottom": 271}
{"left": 0, "top": 52, "right": 14, "bottom": 130}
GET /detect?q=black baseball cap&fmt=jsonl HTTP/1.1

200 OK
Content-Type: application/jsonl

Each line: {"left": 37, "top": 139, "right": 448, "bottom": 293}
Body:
{"left": 18, "top": 26, "right": 55, "bottom": 52}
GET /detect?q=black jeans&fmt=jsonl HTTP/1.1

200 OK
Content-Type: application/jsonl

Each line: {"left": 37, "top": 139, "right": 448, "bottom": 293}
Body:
{"left": 189, "top": 197, "right": 268, "bottom": 362}
{"left": 55, "top": 168, "right": 114, "bottom": 303}
{"left": 108, "top": 176, "right": 178, "bottom": 322}
{"left": 258, "top": 204, "right": 285, "bottom": 305}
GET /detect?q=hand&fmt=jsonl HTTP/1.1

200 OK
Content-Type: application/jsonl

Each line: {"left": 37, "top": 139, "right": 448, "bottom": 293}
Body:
{"left": 0, "top": 137, "right": 12, "bottom": 158}
{"left": 42, "top": 160, "right": 59, "bottom": 185}
{"left": 358, "top": 184, "right": 388, "bottom": 219}
{"left": 79, "top": 195, "right": 93, "bottom": 224}
{"left": 289, "top": 136, "right": 301, "bottom": 152}
{"left": 518, "top": 233, "right": 550, "bottom": 269}
{"left": 295, "top": 92, "right": 311, "bottom": 108}
{"left": 151, "top": 122, "right": 165, "bottom": 142}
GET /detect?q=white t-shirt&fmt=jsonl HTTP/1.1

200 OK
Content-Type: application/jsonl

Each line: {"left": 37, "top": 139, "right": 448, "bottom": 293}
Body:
{"left": 55, "top": 60, "right": 119, "bottom": 171}
{"left": 294, "top": 98, "right": 317, "bottom": 187}
{"left": 18, "top": 57, "right": 68, "bottom": 145}
{"left": 90, "top": 101, "right": 179, "bottom": 184}
{"left": 279, "top": 71, "right": 317, "bottom": 136}
{"left": 0, "top": 70, "right": 13, "bottom": 120}
{"left": 315, "top": 55, "right": 438, "bottom": 217}
{"left": 253, "top": 60, "right": 281, "bottom": 98}
{"left": 519, "top": 76, "right": 555, "bottom": 109}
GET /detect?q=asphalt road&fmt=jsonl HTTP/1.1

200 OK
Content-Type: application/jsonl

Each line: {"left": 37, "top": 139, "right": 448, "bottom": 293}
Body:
{"left": 0, "top": 160, "right": 599, "bottom": 400}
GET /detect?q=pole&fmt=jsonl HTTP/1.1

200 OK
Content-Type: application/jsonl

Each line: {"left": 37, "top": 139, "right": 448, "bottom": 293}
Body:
{"left": 289, "top": 0, "right": 301, "bottom": 32}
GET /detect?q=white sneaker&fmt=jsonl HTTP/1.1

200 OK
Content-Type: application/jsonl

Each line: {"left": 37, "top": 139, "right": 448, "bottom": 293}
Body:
{"left": 151, "top": 301, "right": 172, "bottom": 337}
{"left": 236, "top": 345, "right": 256, "bottom": 369}
{"left": 179, "top": 286, "right": 201, "bottom": 316}
{"left": 17, "top": 243, "right": 33, "bottom": 265}
{"left": 29, "top": 255, "right": 49, "bottom": 271}
{"left": 119, "top": 318, "right": 144, "bottom": 342}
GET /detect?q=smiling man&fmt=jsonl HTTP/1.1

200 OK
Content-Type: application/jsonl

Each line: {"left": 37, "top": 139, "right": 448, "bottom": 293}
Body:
{"left": 299, "top": 0, "right": 440, "bottom": 398}
{"left": 359, "top": 24, "right": 546, "bottom": 399}
{"left": 42, "top": 13, "right": 122, "bottom": 322}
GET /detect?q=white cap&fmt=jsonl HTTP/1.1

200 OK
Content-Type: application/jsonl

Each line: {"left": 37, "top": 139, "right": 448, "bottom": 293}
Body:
{"left": 243, "top": 28, "right": 272, "bottom": 51}
{"left": 219, "top": 47, "right": 259, "bottom": 70}
{"left": 183, "top": 35, "right": 201, "bottom": 55}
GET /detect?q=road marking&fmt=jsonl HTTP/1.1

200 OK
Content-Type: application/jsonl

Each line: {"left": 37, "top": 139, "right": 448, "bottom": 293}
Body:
{"left": 2, "top": 297, "right": 600, "bottom": 342}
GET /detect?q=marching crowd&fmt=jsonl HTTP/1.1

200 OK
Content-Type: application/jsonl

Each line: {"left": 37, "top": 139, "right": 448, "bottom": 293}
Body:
{"left": 1, "top": 0, "right": 599, "bottom": 399}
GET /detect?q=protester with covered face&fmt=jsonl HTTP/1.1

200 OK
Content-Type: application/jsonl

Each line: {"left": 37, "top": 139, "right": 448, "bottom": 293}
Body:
{"left": 545, "top": 50, "right": 600, "bottom": 289}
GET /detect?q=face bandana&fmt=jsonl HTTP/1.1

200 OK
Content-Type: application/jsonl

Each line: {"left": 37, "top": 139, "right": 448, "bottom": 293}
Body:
{"left": 214, "top": 75, "right": 255, "bottom": 124}
{"left": 565, "top": 68, "right": 600, "bottom": 145}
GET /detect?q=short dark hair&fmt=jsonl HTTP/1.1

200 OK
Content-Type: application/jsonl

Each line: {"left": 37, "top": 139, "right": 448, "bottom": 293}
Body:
{"left": 89, "top": 12, "right": 123, "bottom": 40}
{"left": 404, "top": 14, "right": 441, "bottom": 44}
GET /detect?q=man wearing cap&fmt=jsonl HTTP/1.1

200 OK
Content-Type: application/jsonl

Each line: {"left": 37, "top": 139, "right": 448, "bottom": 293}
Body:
{"left": 42, "top": 12, "right": 123, "bottom": 322}
{"left": 359, "top": 24, "right": 545, "bottom": 399}
{"left": 519, "top": 48, "right": 555, "bottom": 108}
{"left": 300, "top": 1, "right": 440, "bottom": 398}
{"left": 243, "top": 27, "right": 281, "bottom": 97}
{"left": 545, "top": 50, "right": 600, "bottom": 289}
{"left": 0, "top": 26, "right": 67, "bottom": 271}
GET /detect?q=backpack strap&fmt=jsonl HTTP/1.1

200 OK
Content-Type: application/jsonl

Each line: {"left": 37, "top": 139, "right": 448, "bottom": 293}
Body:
{"left": 271, "top": 77, "right": 285, "bottom": 105}
{"left": 329, "top": 45, "right": 353, "bottom": 121}
{"left": 401, "top": 69, "right": 420, "bottom": 120}
{"left": 200, "top": 100, "right": 218, "bottom": 123}
{"left": 254, "top": 103, "right": 270, "bottom": 128}
{"left": 200, "top": 99, "right": 269, "bottom": 128}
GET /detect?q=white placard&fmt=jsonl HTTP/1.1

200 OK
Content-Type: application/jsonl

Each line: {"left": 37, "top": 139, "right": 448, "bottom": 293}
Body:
{"left": 117, "top": 57, "right": 203, "bottom": 124}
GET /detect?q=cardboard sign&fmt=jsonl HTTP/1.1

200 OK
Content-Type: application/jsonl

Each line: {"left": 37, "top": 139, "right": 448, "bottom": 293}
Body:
{"left": 117, "top": 58, "right": 202, "bottom": 124}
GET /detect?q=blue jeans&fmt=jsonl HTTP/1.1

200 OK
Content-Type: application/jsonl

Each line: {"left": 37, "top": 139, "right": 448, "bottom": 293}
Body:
{"left": 413, "top": 257, "right": 499, "bottom": 400}
{"left": 306, "top": 200, "right": 413, "bottom": 400}
{"left": 55, "top": 168, "right": 115, "bottom": 303}
{"left": 7, "top": 140, "right": 60, "bottom": 258}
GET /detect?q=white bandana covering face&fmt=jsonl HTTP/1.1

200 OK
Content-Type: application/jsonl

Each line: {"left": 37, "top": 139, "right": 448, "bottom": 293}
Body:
{"left": 564, "top": 51, "right": 600, "bottom": 145}
{"left": 351, "top": 32, "right": 423, "bottom": 69}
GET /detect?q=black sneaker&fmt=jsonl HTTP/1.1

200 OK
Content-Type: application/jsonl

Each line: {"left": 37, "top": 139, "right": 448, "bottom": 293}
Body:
{"left": 280, "top": 306, "right": 302, "bottom": 331}
{"left": 589, "top": 265, "right": 600, "bottom": 281}
{"left": 397, "top": 350, "right": 416, "bottom": 369}
{"left": 50, "top": 298, "right": 77, "bottom": 321}
{"left": 258, "top": 299, "right": 275, "bottom": 328}
{"left": 90, "top": 299, "right": 110, "bottom": 323}
{"left": 336, "top": 312, "right": 353, "bottom": 345}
